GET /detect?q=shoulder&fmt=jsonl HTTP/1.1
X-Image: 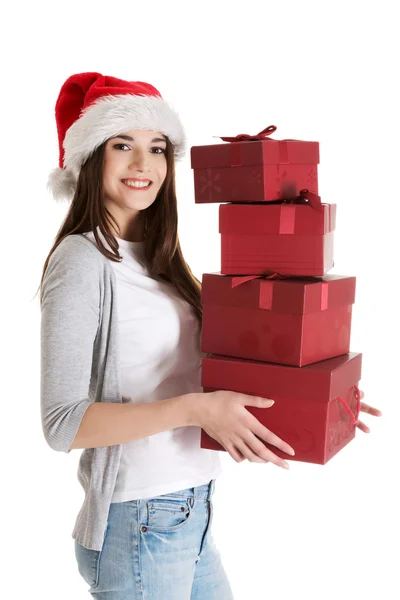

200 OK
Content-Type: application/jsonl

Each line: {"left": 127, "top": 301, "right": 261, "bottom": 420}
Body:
{"left": 44, "top": 234, "right": 109, "bottom": 291}
{"left": 54, "top": 234, "right": 103, "bottom": 261}
{"left": 50, "top": 234, "right": 109, "bottom": 272}
{"left": 41, "top": 236, "right": 106, "bottom": 324}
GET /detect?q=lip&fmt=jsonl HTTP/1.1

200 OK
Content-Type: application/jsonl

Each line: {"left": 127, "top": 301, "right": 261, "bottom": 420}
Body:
{"left": 121, "top": 178, "right": 153, "bottom": 190}
{"left": 122, "top": 178, "right": 152, "bottom": 182}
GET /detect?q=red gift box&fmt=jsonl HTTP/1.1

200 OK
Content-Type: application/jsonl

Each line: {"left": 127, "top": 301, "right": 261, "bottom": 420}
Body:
{"left": 191, "top": 126, "right": 319, "bottom": 203}
{"left": 200, "top": 352, "right": 362, "bottom": 465}
{"left": 201, "top": 273, "right": 356, "bottom": 367}
{"left": 220, "top": 199, "right": 336, "bottom": 276}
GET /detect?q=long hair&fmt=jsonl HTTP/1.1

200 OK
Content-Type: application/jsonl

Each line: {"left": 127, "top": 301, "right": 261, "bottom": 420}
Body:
{"left": 36, "top": 137, "right": 203, "bottom": 325}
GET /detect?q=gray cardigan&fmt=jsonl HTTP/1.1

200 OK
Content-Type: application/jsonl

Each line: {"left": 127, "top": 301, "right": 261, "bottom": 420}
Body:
{"left": 40, "top": 234, "right": 123, "bottom": 551}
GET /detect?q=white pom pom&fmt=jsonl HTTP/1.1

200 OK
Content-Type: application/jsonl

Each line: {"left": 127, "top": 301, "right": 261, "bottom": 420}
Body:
{"left": 47, "top": 167, "right": 77, "bottom": 202}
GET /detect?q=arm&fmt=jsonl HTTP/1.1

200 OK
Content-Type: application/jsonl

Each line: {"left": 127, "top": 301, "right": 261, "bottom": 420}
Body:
{"left": 40, "top": 236, "right": 199, "bottom": 453}
{"left": 40, "top": 237, "right": 103, "bottom": 453}
{"left": 69, "top": 393, "right": 198, "bottom": 450}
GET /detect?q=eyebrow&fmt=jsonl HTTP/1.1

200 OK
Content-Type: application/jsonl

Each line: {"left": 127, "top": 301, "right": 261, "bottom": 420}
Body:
{"left": 111, "top": 134, "right": 167, "bottom": 144}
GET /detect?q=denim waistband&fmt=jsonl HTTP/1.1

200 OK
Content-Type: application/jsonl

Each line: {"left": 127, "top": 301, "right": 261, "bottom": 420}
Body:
{"left": 153, "top": 479, "right": 215, "bottom": 502}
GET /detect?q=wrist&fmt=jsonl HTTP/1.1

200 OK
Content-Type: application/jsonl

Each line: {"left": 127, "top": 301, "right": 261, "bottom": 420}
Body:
{"left": 181, "top": 392, "right": 203, "bottom": 427}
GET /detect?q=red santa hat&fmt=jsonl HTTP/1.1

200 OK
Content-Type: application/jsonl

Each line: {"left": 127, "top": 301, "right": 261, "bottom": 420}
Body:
{"left": 48, "top": 72, "right": 186, "bottom": 202}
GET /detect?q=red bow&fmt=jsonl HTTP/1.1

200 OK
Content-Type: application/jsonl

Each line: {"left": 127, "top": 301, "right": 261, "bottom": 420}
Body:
{"left": 218, "top": 125, "right": 277, "bottom": 143}
{"left": 296, "top": 188, "right": 323, "bottom": 212}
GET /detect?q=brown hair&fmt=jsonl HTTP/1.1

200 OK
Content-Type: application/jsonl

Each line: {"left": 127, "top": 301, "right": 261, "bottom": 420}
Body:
{"left": 36, "top": 137, "right": 203, "bottom": 324}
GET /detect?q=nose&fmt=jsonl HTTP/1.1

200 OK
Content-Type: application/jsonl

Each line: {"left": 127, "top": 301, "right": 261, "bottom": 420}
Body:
{"left": 129, "top": 148, "right": 150, "bottom": 172}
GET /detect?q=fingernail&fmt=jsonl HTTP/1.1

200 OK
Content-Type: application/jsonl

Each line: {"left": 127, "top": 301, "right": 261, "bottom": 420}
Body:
{"left": 282, "top": 462, "right": 290, "bottom": 470}
{"left": 289, "top": 448, "right": 295, "bottom": 456}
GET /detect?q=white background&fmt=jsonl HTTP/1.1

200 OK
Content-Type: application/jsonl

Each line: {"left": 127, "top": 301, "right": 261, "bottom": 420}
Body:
{"left": 1, "top": 1, "right": 399, "bottom": 599}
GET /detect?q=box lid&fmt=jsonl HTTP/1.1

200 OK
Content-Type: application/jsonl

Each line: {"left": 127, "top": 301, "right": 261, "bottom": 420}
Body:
{"left": 219, "top": 202, "right": 336, "bottom": 235}
{"left": 191, "top": 139, "right": 320, "bottom": 168}
{"left": 202, "top": 273, "right": 356, "bottom": 314}
{"left": 202, "top": 352, "right": 362, "bottom": 403}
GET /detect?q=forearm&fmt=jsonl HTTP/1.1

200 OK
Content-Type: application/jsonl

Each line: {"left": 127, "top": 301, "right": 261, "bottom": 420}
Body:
{"left": 69, "top": 393, "right": 200, "bottom": 451}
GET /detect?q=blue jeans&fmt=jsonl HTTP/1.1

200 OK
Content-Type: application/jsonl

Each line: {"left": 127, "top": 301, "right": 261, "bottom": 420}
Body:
{"left": 74, "top": 479, "right": 234, "bottom": 599}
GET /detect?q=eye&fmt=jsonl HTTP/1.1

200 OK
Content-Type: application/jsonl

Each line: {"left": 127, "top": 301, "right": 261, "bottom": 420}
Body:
{"left": 151, "top": 147, "right": 166, "bottom": 154}
{"left": 113, "top": 143, "right": 130, "bottom": 151}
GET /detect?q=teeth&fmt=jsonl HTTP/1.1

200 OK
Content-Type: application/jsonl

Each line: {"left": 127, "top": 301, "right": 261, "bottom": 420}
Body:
{"left": 124, "top": 180, "right": 151, "bottom": 188}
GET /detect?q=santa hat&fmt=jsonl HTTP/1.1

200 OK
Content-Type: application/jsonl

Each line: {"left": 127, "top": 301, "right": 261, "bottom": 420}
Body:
{"left": 48, "top": 72, "right": 186, "bottom": 202}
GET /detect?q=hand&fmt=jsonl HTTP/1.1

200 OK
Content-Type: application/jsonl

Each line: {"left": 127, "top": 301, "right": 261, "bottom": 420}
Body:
{"left": 197, "top": 390, "right": 295, "bottom": 469}
{"left": 356, "top": 390, "right": 382, "bottom": 433}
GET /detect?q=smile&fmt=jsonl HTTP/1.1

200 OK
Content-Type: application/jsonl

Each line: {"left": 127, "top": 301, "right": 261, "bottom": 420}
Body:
{"left": 122, "top": 179, "right": 152, "bottom": 189}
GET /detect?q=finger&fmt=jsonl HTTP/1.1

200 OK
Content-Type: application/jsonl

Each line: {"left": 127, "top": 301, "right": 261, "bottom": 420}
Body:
{"left": 252, "top": 422, "right": 295, "bottom": 457}
{"left": 226, "top": 443, "right": 246, "bottom": 463}
{"left": 360, "top": 390, "right": 365, "bottom": 400}
{"left": 231, "top": 435, "right": 267, "bottom": 463}
{"left": 356, "top": 420, "right": 370, "bottom": 433}
{"left": 237, "top": 431, "right": 290, "bottom": 469}
{"left": 243, "top": 429, "right": 289, "bottom": 469}
{"left": 360, "top": 402, "right": 382, "bottom": 417}
{"left": 244, "top": 395, "right": 275, "bottom": 408}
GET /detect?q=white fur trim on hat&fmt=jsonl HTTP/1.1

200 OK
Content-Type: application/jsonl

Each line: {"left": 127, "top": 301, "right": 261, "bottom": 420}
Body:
{"left": 49, "top": 93, "right": 186, "bottom": 202}
{"left": 47, "top": 167, "right": 77, "bottom": 203}
{"left": 65, "top": 93, "right": 185, "bottom": 172}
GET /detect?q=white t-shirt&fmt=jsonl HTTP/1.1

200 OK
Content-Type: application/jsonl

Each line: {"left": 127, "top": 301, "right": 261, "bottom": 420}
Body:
{"left": 83, "top": 227, "right": 222, "bottom": 501}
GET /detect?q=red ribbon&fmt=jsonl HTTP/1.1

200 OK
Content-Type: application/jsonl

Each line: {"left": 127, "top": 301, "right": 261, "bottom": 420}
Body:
{"left": 215, "top": 125, "right": 318, "bottom": 170}
{"left": 336, "top": 385, "right": 362, "bottom": 425}
{"left": 218, "top": 125, "right": 277, "bottom": 143}
{"left": 229, "top": 189, "right": 323, "bottom": 248}
{"left": 231, "top": 272, "right": 286, "bottom": 288}
{"left": 279, "top": 204, "right": 296, "bottom": 233}
{"left": 231, "top": 273, "right": 286, "bottom": 310}
{"left": 321, "top": 283, "right": 329, "bottom": 311}
{"left": 231, "top": 272, "right": 323, "bottom": 288}
{"left": 231, "top": 273, "right": 329, "bottom": 312}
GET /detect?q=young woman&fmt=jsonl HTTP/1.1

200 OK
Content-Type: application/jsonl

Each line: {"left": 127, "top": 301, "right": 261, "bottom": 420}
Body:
{"left": 39, "top": 72, "right": 381, "bottom": 599}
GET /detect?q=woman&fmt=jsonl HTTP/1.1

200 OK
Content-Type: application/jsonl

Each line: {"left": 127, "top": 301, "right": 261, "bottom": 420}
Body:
{"left": 39, "top": 72, "right": 381, "bottom": 599}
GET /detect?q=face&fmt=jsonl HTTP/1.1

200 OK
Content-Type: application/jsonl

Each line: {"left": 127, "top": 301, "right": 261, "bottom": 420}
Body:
{"left": 102, "top": 129, "right": 168, "bottom": 241}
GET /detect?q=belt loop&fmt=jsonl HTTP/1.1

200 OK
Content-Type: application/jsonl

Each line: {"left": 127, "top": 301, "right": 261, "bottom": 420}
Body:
{"left": 207, "top": 479, "right": 215, "bottom": 500}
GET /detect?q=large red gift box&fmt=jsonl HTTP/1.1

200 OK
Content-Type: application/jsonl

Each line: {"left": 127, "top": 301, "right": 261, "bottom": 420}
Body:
{"left": 201, "top": 273, "right": 356, "bottom": 367}
{"left": 200, "top": 352, "right": 362, "bottom": 465}
{"left": 191, "top": 127, "right": 319, "bottom": 203}
{"left": 220, "top": 200, "right": 336, "bottom": 276}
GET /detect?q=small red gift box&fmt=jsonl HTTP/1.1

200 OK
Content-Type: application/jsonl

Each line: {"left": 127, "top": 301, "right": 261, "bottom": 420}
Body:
{"left": 191, "top": 126, "right": 319, "bottom": 203}
{"left": 200, "top": 352, "right": 362, "bottom": 465}
{"left": 201, "top": 273, "right": 356, "bottom": 367}
{"left": 220, "top": 193, "right": 336, "bottom": 276}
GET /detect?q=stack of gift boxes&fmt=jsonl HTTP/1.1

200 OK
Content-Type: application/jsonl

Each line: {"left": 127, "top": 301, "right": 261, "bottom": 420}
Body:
{"left": 190, "top": 126, "right": 362, "bottom": 465}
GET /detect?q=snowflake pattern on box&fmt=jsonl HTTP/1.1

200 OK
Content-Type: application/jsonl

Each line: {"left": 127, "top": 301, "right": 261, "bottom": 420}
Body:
{"left": 327, "top": 421, "right": 353, "bottom": 454}
{"left": 249, "top": 169, "right": 261, "bottom": 186}
{"left": 308, "top": 168, "right": 317, "bottom": 184}
{"left": 231, "top": 186, "right": 240, "bottom": 199}
{"left": 199, "top": 169, "right": 222, "bottom": 201}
